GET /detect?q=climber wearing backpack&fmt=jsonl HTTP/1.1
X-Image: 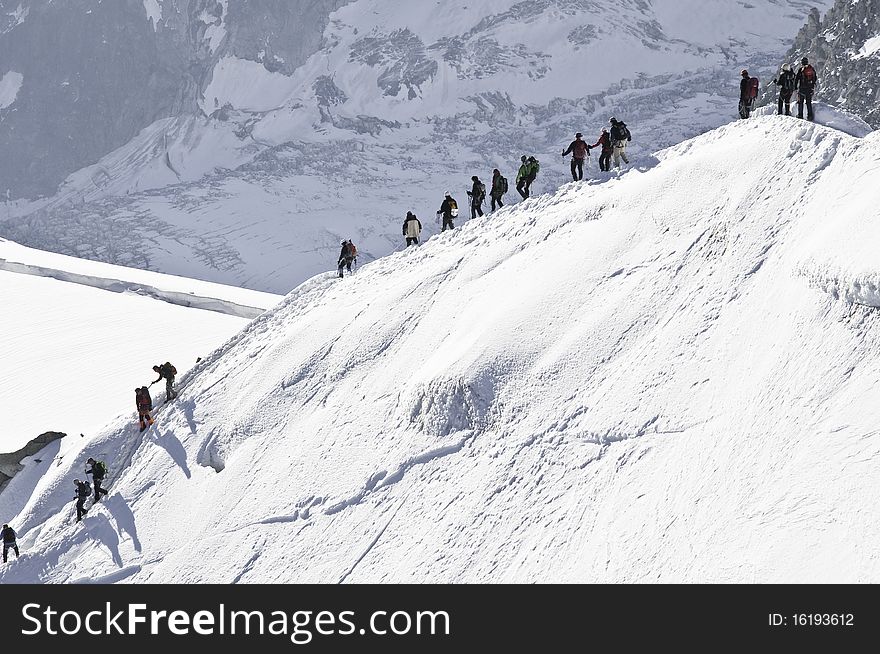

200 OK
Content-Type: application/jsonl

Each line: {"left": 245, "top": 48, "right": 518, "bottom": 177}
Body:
{"left": 86, "top": 457, "right": 109, "bottom": 503}
{"left": 796, "top": 57, "right": 818, "bottom": 121}
{"left": 2, "top": 524, "right": 19, "bottom": 563}
{"left": 609, "top": 118, "right": 631, "bottom": 169}
{"left": 337, "top": 240, "right": 357, "bottom": 277}
{"left": 151, "top": 361, "right": 178, "bottom": 404}
{"left": 562, "top": 132, "right": 589, "bottom": 181}
{"left": 490, "top": 169, "right": 508, "bottom": 211}
{"left": 467, "top": 176, "right": 486, "bottom": 219}
{"left": 136, "top": 386, "right": 154, "bottom": 433}
{"left": 73, "top": 479, "right": 91, "bottom": 522}
{"left": 738, "top": 70, "right": 760, "bottom": 119}
{"left": 515, "top": 156, "right": 540, "bottom": 199}
{"left": 739, "top": 70, "right": 750, "bottom": 118}
{"left": 438, "top": 193, "right": 458, "bottom": 232}
{"left": 527, "top": 156, "right": 540, "bottom": 190}
{"left": 772, "top": 63, "right": 797, "bottom": 116}
{"left": 590, "top": 128, "right": 613, "bottom": 172}
{"left": 403, "top": 211, "right": 422, "bottom": 247}
{"left": 516, "top": 156, "right": 532, "bottom": 199}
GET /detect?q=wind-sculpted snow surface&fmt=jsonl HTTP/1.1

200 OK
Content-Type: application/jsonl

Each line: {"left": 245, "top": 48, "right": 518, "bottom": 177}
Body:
{"left": 2, "top": 117, "right": 879, "bottom": 584}
{"left": 2, "top": 0, "right": 834, "bottom": 293}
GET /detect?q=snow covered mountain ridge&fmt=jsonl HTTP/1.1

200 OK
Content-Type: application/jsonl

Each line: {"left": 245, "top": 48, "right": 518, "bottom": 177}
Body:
{"left": 2, "top": 113, "right": 878, "bottom": 583}
{"left": 1, "top": 0, "right": 834, "bottom": 294}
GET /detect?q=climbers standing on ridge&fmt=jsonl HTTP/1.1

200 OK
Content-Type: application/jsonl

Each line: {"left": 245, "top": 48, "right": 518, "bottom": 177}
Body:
{"left": 467, "top": 175, "right": 486, "bottom": 220}
{"left": 772, "top": 63, "right": 796, "bottom": 116}
{"left": 562, "top": 132, "right": 589, "bottom": 181}
{"left": 738, "top": 70, "right": 759, "bottom": 119}
{"left": 2, "top": 523, "right": 19, "bottom": 563}
{"left": 591, "top": 127, "right": 613, "bottom": 172}
{"left": 337, "top": 239, "right": 357, "bottom": 278}
{"left": 73, "top": 479, "right": 90, "bottom": 522}
{"left": 490, "top": 168, "right": 508, "bottom": 211}
{"left": 151, "top": 361, "right": 178, "bottom": 404}
{"left": 85, "top": 457, "right": 109, "bottom": 503}
{"left": 438, "top": 192, "right": 458, "bottom": 232}
{"left": 796, "top": 56, "right": 818, "bottom": 122}
{"left": 403, "top": 211, "right": 422, "bottom": 247}
{"left": 136, "top": 386, "right": 154, "bottom": 433}
{"left": 609, "top": 118, "right": 631, "bottom": 169}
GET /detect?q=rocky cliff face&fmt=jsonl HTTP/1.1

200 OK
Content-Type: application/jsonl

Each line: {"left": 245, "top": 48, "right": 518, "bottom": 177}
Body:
{"left": 0, "top": 431, "right": 64, "bottom": 495}
{"left": 772, "top": 0, "right": 880, "bottom": 126}
{"left": 0, "top": 0, "right": 347, "bottom": 199}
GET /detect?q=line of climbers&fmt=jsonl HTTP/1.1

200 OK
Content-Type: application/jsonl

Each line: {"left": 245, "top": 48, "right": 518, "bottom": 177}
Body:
{"left": 339, "top": 54, "right": 820, "bottom": 274}
{"left": 740, "top": 56, "right": 818, "bottom": 121}
{"left": 1, "top": 358, "right": 189, "bottom": 542}
{"left": 335, "top": 116, "right": 634, "bottom": 267}
{"left": 3, "top": 456, "right": 109, "bottom": 556}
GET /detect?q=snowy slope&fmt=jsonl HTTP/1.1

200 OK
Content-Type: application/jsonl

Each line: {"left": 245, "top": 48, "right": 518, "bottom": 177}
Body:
{"left": 2, "top": 0, "right": 833, "bottom": 293}
{"left": 0, "top": 239, "right": 281, "bottom": 454}
{"left": 3, "top": 115, "right": 879, "bottom": 583}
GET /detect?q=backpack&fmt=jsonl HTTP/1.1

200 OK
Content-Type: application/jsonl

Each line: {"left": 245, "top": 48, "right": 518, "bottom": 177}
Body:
{"left": 94, "top": 461, "right": 107, "bottom": 477}
{"left": 82, "top": 481, "right": 92, "bottom": 496}
{"left": 802, "top": 65, "right": 816, "bottom": 85}
{"left": 780, "top": 71, "right": 795, "bottom": 94}
{"left": 164, "top": 362, "right": 177, "bottom": 377}
{"left": 622, "top": 124, "right": 632, "bottom": 141}
{"left": 449, "top": 199, "right": 459, "bottom": 218}
{"left": 530, "top": 159, "right": 540, "bottom": 176}
{"left": 348, "top": 241, "right": 358, "bottom": 258}
{"left": 748, "top": 77, "right": 760, "bottom": 101}
{"left": 499, "top": 176, "right": 508, "bottom": 195}
{"left": 477, "top": 182, "right": 486, "bottom": 198}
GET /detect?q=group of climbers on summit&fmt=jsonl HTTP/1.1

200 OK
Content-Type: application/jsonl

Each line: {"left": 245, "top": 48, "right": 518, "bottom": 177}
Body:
{"left": 741, "top": 56, "right": 819, "bottom": 121}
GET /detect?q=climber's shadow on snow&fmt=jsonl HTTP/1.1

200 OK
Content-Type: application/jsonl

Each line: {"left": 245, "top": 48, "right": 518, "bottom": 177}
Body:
{"left": 103, "top": 493, "right": 142, "bottom": 553}
{"left": 152, "top": 429, "right": 192, "bottom": 478}
{"left": 86, "top": 513, "right": 123, "bottom": 567}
